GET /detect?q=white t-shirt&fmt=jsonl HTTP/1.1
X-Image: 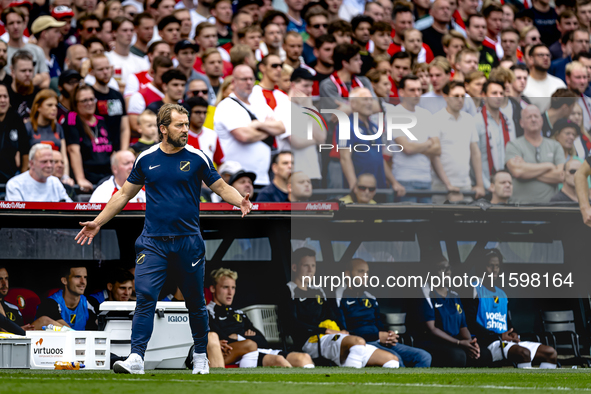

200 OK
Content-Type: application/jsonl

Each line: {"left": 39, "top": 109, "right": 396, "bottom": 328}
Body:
{"left": 106, "top": 51, "right": 149, "bottom": 86}
{"left": 5, "top": 172, "right": 72, "bottom": 202}
{"left": 419, "top": 91, "right": 478, "bottom": 116}
{"left": 389, "top": 105, "right": 435, "bottom": 183}
{"left": 89, "top": 175, "right": 145, "bottom": 203}
{"left": 523, "top": 74, "right": 567, "bottom": 113}
{"left": 214, "top": 93, "right": 275, "bottom": 185}
{"left": 274, "top": 101, "right": 321, "bottom": 180}
{"left": 431, "top": 108, "right": 479, "bottom": 188}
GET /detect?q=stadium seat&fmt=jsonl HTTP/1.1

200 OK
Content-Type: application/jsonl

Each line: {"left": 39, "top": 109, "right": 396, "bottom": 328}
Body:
{"left": 383, "top": 312, "right": 414, "bottom": 346}
{"left": 542, "top": 310, "right": 591, "bottom": 367}
{"left": 4, "top": 287, "right": 41, "bottom": 325}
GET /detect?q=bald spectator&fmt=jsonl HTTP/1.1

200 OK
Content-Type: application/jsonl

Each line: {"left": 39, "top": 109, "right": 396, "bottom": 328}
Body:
{"left": 551, "top": 160, "right": 584, "bottom": 202}
{"left": 2, "top": 7, "right": 50, "bottom": 89}
{"left": 214, "top": 65, "right": 285, "bottom": 185}
{"left": 420, "top": 0, "right": 452, "bottom": 58}
{"left": 489, "top": 170, "right": 513, "bottom": 204}
{"left": 6, "top": 144, "right": 72, "bottom": 202}
{"left": 256, "top": 151, "right": 292, "bottom": 202}
{"left": 65, "top": 44, "right": 88, "bottom": 73}
{"left": 339, "top": 173, "right": 378, "bottom": 204}
{"left": 89, "top": 150, "right": 146, "bottom": 203}
{"left": 228, "top": 170, "right": 256, "bottom": 198}
{"left": 288, "top": 171, "right": 313, "bottom": 201}
{"left": 505, "top": 105, "right": 566, "bottom": 204}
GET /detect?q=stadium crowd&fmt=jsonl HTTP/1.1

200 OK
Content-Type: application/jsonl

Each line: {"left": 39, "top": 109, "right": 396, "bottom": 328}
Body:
{"left": 0, "top": 0, "right": 590, "bottom": 204}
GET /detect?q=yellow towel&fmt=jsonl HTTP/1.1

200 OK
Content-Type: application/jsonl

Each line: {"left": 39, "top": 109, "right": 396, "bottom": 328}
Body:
{"left": 308, "top": 320, "right": 340, "bottom": 343}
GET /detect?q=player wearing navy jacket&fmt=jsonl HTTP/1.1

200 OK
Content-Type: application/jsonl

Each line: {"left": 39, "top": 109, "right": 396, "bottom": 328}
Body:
{"left": 75, "top": 104, "right": 252, "bottom": 375}
{"left": 464, "top": 249, "right": 557, "bottom": 368}
{"left": 336, "top": 259, "right": 432, "bottom": 367}
{"left": 416, "top": 256, "right": 492, "bottom": 367}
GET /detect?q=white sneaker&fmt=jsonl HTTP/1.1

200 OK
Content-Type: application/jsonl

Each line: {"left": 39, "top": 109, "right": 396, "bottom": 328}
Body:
{"left": 192, "top": 352, "right": 209, "bottom": 375}
{"left": 113, "top": 353, "right": 145, "bottom": 374}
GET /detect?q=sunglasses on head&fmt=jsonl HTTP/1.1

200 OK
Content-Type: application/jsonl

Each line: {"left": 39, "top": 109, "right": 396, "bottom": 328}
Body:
{"left": 357, "top": 185, "right": 376, "bottom": 192}
{"left": 312, "top": 23, "right": 328, "bottom": 29}
{"left": 191, "top": 89, "right": 209, "bottom": 96}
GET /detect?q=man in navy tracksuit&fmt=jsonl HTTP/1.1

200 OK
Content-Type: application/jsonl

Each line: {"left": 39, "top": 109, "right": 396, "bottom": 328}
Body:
{"left": 336, "top": 259, "right": 432, "bottom": 367}
{"left": 76, "top": 104, "right": 252, "bottom": 375}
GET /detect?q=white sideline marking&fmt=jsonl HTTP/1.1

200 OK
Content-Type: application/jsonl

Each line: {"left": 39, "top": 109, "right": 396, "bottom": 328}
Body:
{"left": 3, "top": 377, "right": 591, "bottom": 391}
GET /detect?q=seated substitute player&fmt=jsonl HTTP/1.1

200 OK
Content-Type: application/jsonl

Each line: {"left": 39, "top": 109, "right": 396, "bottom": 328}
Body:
{"left": 283, "top": 248, "right": 399, "bottom": 368}
{"left": 0, "top": 265, "right": 33, "bottom": 334}
{"left": 336, "top": 259, "right": 432, "bottom": 367}
{"left": 464, "top": 249, "right": 558, "bottom": 368}
{"left": 91, "top": 269, "right": 135, "bottom": 303}
{"left": 33, "top": 265, "right": 100, "bottom": 330}
{"left": 207, "top": 268, "right": 314, "bottom": 368}
{"left": 75, "top": 104, "right": 252, "bottom": 375}
{"left": 416, "top": 256, "right": 492, "bottom": 367}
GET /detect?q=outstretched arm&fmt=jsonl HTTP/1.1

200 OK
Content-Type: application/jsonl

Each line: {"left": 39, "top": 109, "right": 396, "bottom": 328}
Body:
{"left": 75, "top": 181, "right": 143, "bottom": 245}
{"left": 209, "top": 179, "right": 253, "bottom": 217}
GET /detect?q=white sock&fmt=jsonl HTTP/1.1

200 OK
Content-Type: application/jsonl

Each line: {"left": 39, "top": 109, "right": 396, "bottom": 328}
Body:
{"left": 517, "top": 362, "right": 532, "bottom": 368}
{"left": 343, "top": 345, "right": 365, "bottom": 368}
{"left": 382, "top": 359, "right": 399, "bottom": 368}
{"left": 540, "top": 362, "right": 557, "bottom": 369}
{"left": 238, "top": 350, "right": 259, "bottom": 368}
{"left": 303, "top": 364, "right": 315, "bottom": 368}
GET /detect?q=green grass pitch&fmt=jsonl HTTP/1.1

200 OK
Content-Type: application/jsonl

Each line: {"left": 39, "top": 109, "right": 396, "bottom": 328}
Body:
{"left": 2, "top": 368, "right": 591, "bottom": 394}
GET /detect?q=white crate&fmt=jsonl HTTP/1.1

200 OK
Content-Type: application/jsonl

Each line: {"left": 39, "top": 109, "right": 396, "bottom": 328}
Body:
{"left": 0, "top": 337, "right": 30, "bottom": 368}
{"left": 241, "top": 305, "right": 280, "bottom": 344}
{"left": 100, "top": 301, "right": 193, "bottom": 370}
{"left": 26, "top": 331, "right": 110, "bottom": 370}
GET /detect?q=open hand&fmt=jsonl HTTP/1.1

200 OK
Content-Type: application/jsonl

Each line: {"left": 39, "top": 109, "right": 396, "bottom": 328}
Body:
{"left": 241, "top": 193, "right": 253, "bottom": 218}
{"left": 75, "top": 221, "right": 101, "bottom": 245}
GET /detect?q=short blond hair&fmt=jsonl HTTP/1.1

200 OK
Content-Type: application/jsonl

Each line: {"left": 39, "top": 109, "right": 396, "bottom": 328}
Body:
{"left": 211, "top": 268, "right": 238, "bottom": 286}
{"left": 138, "top": 109, "right": 157, "bottom": 126}
{"left": 566, "top": 61, "right": 586, "bottom": 77}
{"left": 429, "top": 56, "right": 451, "bottom": 74}
{"left": 489, "top": 67, "right": 515, "bottom": 84}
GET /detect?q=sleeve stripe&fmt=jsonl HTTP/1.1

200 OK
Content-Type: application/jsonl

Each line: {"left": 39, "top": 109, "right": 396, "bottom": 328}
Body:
{"left": 134, "top": 143, "right": 160, "bottom": 168}
{"left": 185, "top": 145, "right": 212, "bottom": 170}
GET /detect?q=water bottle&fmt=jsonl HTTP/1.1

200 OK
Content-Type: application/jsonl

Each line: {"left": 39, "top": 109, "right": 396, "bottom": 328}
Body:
{"left": 43, "top": 324, "right": 73, "bottom": 332}
{"left": 54, "top": 361, "right": 85, "bottom": 370}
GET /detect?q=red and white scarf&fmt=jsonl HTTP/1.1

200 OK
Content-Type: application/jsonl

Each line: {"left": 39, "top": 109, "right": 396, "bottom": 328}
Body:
{"left": 330, "top": 71, "right": 363, "bottom": 98}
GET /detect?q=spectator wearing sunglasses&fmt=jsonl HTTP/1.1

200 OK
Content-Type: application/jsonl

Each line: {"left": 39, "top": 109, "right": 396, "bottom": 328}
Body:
{"left": 76, "top": 13, "right": 101, "bottom": 44}
{"left": 340, "top": 173, "right": 378, "bottom": 204}
{"left": 303, "top": 9, "right": 329, "bottom": 65}
{"left": 185, "top": 79, "right": 216, "bottom": 129}
{"left": 551, "top": 160, "right": 583, "bottom": 202}
{"left": 505, "top": 105, "right": 565, "bottom": 204}
{"left": 250, "top": 54, "right": 289, "bottom": 110}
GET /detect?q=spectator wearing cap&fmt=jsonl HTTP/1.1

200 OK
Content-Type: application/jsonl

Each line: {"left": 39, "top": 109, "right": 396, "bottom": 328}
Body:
{"left": 218, "top": 160, "right": 243, "bottom": 184}
{"left": 0, "top": 0, "right": 32, "bottom": 44}
{"left": 7, "top": 50, "right": 40, "bottom": 122}
{"left": 505, "top": 105, "right": 565, "bottom": 204}
{"left": 540, "top": 89, "right": 578, "bottom": 138}
{"left": 214, "top": 65, "right": 285, "bottom": 185}
{"left": 194, "top": 22, "right": 233, "bottom": 76}
{"left": 32, "top": 16, "right": 66, "bottom": 87}
{"left": 6, "top": 143, "right": 72, "bottom": 202}
{"left": 123, "top": 40, "right": 170, "bottom": 100}
{"left": 236, "top": 0, "right": 263, "bottom": 22}
{"left": 146, "top": 69, "right": 187, "bottom": 114}
{"left": 2, "top": 7, "right": 50, "bottom": 89}
{"left": 106, "top": 16, "right": 149, "bottom": 93}
{"left": 228, "top": 170, "right": 256, "bottom": 198}
{"left": 89, "top": 54, "right": 130, "bottom": 151}
{"left": 210, "top": 0, "right": 233, "bottom": 48}
{"left": 186, "top": 96, "right": 224, "bottom": 167}
{"left": 175, "top": 40, "right": 216, "bottom": 103}
{"left": 130, "top": 12, "right": 155, "bottom": 58}
{"left": 285, "top": 0, "right": 305, "bottom": 34}
{"left": 127, "top": 56, "right": 173, "bottom": 132}
{"left": 157, "top": 15, "right": 181, "bottom": 55}
{"left": 0, "top": 83, "right": 30, "bottom": 184}
{"left": 256, "top": 151, "right": 291, "bottom": 202}
{"left": 57, "top": 69, "right": 82, "bottom": 124}
{"left": 274, "top": 67, "right": 324, "bottom": 182}
{"left": 303, "top": 9, "right": 329, "bottom": 65}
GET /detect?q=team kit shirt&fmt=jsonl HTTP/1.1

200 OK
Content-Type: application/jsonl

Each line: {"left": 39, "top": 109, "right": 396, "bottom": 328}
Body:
{"left": 89, "top": 175, "right": 146, "bottom": 203}
{"left": 1, "top": 299, "right": 24, "bottom": 326}
{"left": 35, "top": 290, "right": 99, "bottom": 330}
{"left": 128, "top": 84, "right": 165, "bottom": 116}
{"left": 127, "top": 144, "right": 221, "bottom": 236}
{"left": 419, "top": 288, "right": 467, "bottom": 338}
{"left": 187, "top": 127, "right": 225, "bottom": 167}
{"left": 336, "top": 287, "right": 384, "bottom": 342}
{"left": 124, "top": 71, "right": 154, "bottom": 98}
{"left": 250, "top": 85, "right": 289, "bottom": 111}
{"left": 93, "top": 88, "right": 127, "bottom": 151}
{"left": 25, "top": 123, "right": 65, "bottom": 151}
{"left": 206, "top": 302, "right": 268, "bottom": 348}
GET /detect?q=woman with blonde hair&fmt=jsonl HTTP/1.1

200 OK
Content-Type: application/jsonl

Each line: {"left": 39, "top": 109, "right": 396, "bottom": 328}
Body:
{"left": 214, "top": 76, "right": 234, "bottom": 106}
{"left": 27, "top": 89, "right": 72, "bottom": 184}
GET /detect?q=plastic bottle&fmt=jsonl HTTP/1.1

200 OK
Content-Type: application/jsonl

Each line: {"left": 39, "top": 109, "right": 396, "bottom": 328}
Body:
{"left": 43, "top": 324, "right": 73, "bottom": 332}
{"left": 54, "top": 361, "right": 85, "bottom": 370}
